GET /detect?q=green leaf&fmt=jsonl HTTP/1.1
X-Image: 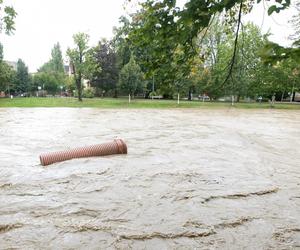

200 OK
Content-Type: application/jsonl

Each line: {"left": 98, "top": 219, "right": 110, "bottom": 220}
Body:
{"left": 268, "top": 5, "right": 278, "bottom": 15}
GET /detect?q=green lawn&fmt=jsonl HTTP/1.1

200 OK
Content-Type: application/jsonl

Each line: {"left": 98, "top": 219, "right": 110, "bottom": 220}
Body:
{"left": 0, "top": 97, "right": 299, "bottom": 109}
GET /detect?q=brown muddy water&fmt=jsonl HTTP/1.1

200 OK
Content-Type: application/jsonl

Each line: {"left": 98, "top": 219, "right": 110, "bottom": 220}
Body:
{"left": 0, "top": 108, "right": 299, "bottom": 249}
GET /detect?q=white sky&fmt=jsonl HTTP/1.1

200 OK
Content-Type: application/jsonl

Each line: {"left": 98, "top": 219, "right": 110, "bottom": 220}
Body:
{"left": 0, "top": 0, "right": 297, "bottom": 72}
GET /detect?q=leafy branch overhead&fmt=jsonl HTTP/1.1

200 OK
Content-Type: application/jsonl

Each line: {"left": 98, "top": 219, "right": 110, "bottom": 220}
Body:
{"left": 261, "top": 41, "right": 300, "bottom": 64}
{"left": 0, "top": 0, "right": 17, "bottom": 35}
{"left": 127, "top": 0, "right": 291, "bottom": 83}
{"left": 264, "top": 0, "right": 291, "bottom": 15}
{"left": 261, "top": 0, "right": 300, "bottom": 64}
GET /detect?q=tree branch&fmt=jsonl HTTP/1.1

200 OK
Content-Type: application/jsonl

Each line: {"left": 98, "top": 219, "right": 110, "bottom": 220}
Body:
{"left": 220, "top": 0, "right": 243, "bottom": 88}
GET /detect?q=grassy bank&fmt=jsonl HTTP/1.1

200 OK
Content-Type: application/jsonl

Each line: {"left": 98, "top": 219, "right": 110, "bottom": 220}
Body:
{"left": 0, "top": 97, "right": 299, "bottom": 109}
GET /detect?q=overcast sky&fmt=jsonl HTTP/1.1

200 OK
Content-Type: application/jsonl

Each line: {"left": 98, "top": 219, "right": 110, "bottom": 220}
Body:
{"left": 0, "top": 0, "right": 297, "bottom": 72}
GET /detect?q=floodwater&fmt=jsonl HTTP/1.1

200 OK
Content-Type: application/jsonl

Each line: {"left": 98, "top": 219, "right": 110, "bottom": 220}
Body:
{"left": 0, "top": 108, "right": 299, "bottom": 249}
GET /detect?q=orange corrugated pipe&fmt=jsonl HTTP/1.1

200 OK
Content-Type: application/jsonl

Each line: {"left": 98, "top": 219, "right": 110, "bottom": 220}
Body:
{"left": 40, "top": 139, "right": 127, "bottom": 166}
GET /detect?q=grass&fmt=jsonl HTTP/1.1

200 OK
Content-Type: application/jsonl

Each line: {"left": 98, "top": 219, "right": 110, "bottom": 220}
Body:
{"left": 0, "top": 97, "right": 299, "bottom": 109}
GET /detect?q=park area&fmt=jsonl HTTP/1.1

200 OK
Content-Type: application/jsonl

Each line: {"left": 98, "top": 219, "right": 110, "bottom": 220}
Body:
{"left": 0, "top": 107, "right": 299, "bottom": 248}
{"left": 1, "top": 97, "right": 300, "bottom": 109}
{"left": 1, "top": 0, "right": 300, "bottom": 248}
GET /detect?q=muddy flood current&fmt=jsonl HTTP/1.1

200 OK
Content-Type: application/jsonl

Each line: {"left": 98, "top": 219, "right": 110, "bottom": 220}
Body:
{"left": 0, "top": 108, "right": 299, "bottom": 249}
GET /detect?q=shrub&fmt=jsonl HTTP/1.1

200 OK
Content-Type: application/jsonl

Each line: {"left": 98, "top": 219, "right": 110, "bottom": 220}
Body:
{"left": 82, "top": 88, "right": 95, "bottom": 98}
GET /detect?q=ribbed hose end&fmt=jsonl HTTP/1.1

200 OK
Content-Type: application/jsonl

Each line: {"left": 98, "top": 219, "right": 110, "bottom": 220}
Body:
{"left": 40, "top": 139, "right": 128, "bottom": 166}
{"left": 114, "top": 139, "right": 128, "bottom": 154}
{"left": 40, "top": 155, "right": 46, "bottom": 166}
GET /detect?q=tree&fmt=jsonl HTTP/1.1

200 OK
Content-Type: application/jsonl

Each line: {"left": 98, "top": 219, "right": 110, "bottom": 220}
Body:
{"left": 259, "top": 0, "right": 300, "bottom": 99}
{"left": 113, "top": 16, "right": 132, "bottom": 69}
{"left": 89, "top": 39, "right": 118, "bottom": 97}
{"left": 37, "top": 43, "right": 66, "bottom": 94}
{"left": 261, "top": 1, "right": 300, "bottom": 64}
{"left": 0, "top": 43, "right": 3, "bottom": 62}
{"left": 228, "top": 23, "right": 268, "bottom": 101}
{"left": 288, "top": 1, "right": 300, "bottom": 39}
{"left": 39, "top": 43, "right": 65, "bottom": 74}
{"left": 261, "top": 59, "right": 300, "bottom": 101}
{"left": 67, "top": 33, "right": 90, "bottom": 101}
{"left": 193, "top": 16, "right": 231, "bottom": 99}
{"left": 0, "top": 0, "right": 17, "bottom": 35}
{"left": 192, "top": 19, "right": 271, "bottom": 101}
{"left": 50, "top": 43, "right": 65, "bottom": 73}
{"left": 0, "top": 42, "right": 15, "bottom": 94}
{"left": 115, "top": 0, "right": 293, "bottom": 100}
{"left": 127, "top": 0, "right": 290, "bottom": 89}
{"left": 128, "top": 2, "right": 179, "bottom": 79}
{"left": 33, "top": 72, "right": 59, "bottom": 95}
{"left": 14, "top": 59, "right": 31, "bottom": 94}
{"left": 118, "top": 55, "right": 144, "bottom": 101}
{"left": 0, "top": 62, "right": 15, "bottom": 93}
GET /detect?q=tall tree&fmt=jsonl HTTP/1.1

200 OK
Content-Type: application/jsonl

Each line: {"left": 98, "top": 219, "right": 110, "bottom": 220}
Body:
{"left": 50, "top": 43, "right": 65, "bottom": 73}
{"left": 118, "top": 55, "right": 144, "bottom": 99}
{"left": 15, "top": 59, "right": 31, "bottom": 94}
{"left": 0, "top": 42, "right": 14, "bottom": 93}
{"left": 0, "top": 62, "right": 14, "bottom": 92}
{"left": 67, "top": 33, "right": 90, "bottom": 101}
{"left": 192, "top": 19, "right": 270, "bottom": 101}
{"left": 90, "top": 39, "right": 118, "bottom": 97}
{"left": 289, "top": 0, "right": 300, "bottom": 44}
{"left": 113, "top": 16, "right": 132, "bottom": 69}
{"left": 194, "top": 16, "right": 230, "bottom": 98}
{"left": 39, "top": 42, "right": 65, "bottom": 74}
{"left": 36, "top": 43, "right": 66, "bottom": 94}
{"left": 229, "top": 23, "right": 268, "bottom": 100}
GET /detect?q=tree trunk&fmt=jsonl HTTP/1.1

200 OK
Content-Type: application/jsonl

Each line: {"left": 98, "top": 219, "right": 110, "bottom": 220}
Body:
{"left": 290, "top": 83, "right": 295, "bottom": 102}
{"left": 114, "top": 89, "right": 118, "bottom": 98}
{"left": 77, "top": 79, "right": 82, "bottom": 102}
{"left": 78, "top": 87, "right": 82, "bottom": 101}
{"left": 281, "top": 90, "right": 285, "bottom": 102}
{"left": 236, "top": 94, "right": 240, "bottom": 103}
{"left": 188, "top": 88, "right": 192, "bottom": 101}
{"left": 78, "top": 52, "right": 83, "bottom": 102}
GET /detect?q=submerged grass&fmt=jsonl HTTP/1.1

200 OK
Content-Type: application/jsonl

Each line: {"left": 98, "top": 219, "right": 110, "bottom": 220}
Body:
{"left": 0, "top": 97, "right": 299, "bottom": 109}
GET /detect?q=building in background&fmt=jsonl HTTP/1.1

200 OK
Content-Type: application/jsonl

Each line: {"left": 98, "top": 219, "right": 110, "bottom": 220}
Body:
{"left": 5, "top": 61, "right": 17, "bottom": 71}
{"left": 64, "top": 65, "right": 72, "bottom": 76}
{"left": 64, "top": 64, "right": 90, "bottom": 88}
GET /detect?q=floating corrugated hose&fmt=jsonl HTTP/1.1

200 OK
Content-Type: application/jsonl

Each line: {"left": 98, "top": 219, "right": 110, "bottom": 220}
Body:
{"left": 40, "top": 139, "right": 127, "bottom": 166}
